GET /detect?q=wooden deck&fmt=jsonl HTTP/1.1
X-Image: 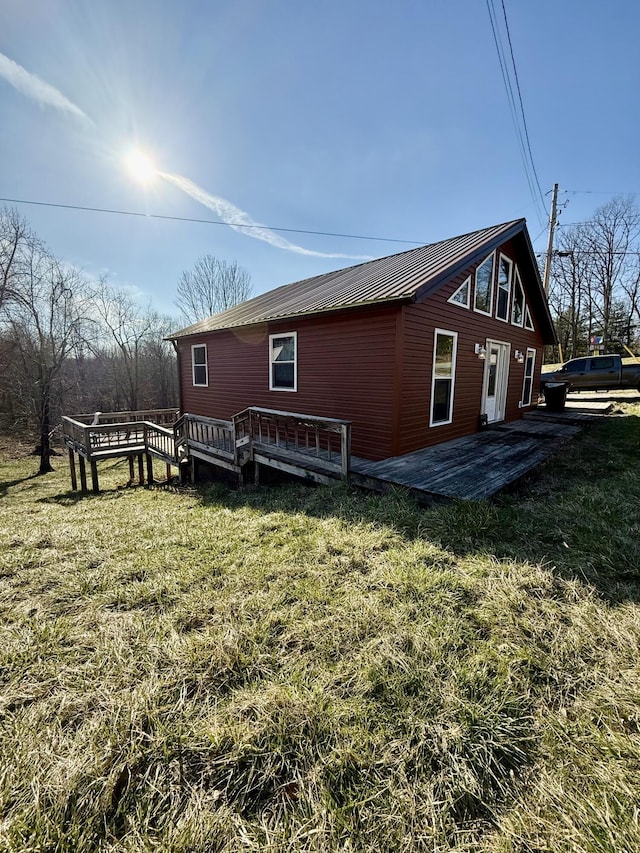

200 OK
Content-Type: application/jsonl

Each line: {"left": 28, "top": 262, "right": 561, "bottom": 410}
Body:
{"left": 62, "top": 394, "right": 621, "bottom": 500}
{"left": 350, "top": 418, "right": 583, "bottom": 501}
{"left": 62, "top": 407, "right": 351, "bottom": 493}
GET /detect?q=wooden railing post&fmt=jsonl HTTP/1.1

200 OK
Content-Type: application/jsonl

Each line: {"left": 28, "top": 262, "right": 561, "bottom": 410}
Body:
{"left": 78, "top": 456, "right": 88, "bottom": 492}
{"left": 90, "top": 461, "right": 100, "bottom": 493}
{"left": 341, "top": 423, "right": 351, "bottom": 481}
{"left": 83, "top": 425, "right": 91, "bottom": 461}
{"left": 68, "top": 449, "right": 77, "bottom": 491}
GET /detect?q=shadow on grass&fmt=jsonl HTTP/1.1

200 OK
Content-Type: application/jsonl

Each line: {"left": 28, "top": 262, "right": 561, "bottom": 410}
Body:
{"left": 0, "top": 470, "right": 43, "bottom": 498}
{"left": 38, "top": 489, "right": 96, "bottom": 505}
{"left": 193, "top": 414, "right": 640, "bottom": 606}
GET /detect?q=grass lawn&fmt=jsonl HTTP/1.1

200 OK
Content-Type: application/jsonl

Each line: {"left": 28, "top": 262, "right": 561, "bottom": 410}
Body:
{"left": 1, "top": 406, "right": 640, "bottom": 852}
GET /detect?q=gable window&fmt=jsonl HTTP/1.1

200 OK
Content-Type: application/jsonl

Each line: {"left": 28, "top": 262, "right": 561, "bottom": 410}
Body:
{"left": 524, "top": 305, "right": 534, "bottom": 330}
{"left": 269, "top": 332, "right": 297, "bottom": 391}
{"left": 430, "top": 329, "right": 457, "bottom": 426}
{"left": 496, "top": 255, "right": 513, "bottom": 321}
{"left": 521, "top": 348, "right": 536, "bottom": 406}
{"left": 474, "top": 254, "right": 495, "bottom": 315}
{"left": 191, "top": 344, "right": 208, "bottom": 387}
{"left": 448, "top": 276, "right": 471, "bottom": 309}
{"left": 511, "top": 269, "right": 524, "bottom": 326}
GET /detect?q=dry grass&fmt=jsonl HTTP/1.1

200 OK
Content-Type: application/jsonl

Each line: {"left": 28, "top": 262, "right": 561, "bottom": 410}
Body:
{"left": 1, "top": 407, "right": 639, "bottom": 851}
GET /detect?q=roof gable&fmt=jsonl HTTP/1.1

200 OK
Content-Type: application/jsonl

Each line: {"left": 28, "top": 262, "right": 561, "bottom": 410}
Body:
{"left": 170, "top": 219, "right": 555, "bottom": 342}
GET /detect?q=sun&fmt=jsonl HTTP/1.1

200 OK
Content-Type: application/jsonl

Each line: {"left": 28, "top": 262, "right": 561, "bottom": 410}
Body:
{"left": 124, "top": 147, "right": 157, "bottom": 185}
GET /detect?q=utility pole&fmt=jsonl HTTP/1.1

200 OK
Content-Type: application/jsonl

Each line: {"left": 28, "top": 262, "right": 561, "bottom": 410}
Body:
{"left": 542, "top": 182, "right": 559, "bottom": 297}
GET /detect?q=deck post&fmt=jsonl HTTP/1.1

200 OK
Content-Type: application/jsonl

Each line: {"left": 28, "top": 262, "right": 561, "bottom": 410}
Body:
{"left": 254, "top": 461, "right": 260, "bottom": 485}
{"left": 128, "top": 456, "right": 135, "bottom": 485}
{"left": 191, "top": 456, "right": 197, "bottom": 484}
{"left": 90, "top": 460, "right": 100, "bottom": 493}
{"left": 68, "top": 449, "right": 77, "bottom": 491}
{"left": 137, "top": 453, "right": 144, "bottom": 485}
{"left": 78, "top": 456, "right": 88, "bottom": 492}
{"left": 166, "top": 462, "right": 172, "bottom": 481}
{"left": 145, "top": 452, "right": 154, "bottom": 485}
{"left": 341, "top": 423, "right": 351, "bottom": 481}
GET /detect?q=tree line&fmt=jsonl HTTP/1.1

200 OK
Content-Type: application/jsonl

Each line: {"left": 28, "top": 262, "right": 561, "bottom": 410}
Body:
{"left": 547, "top": 196, "right": 640, "bottom": 362}
{"left": 0, "top": 207, "right": 251, "bottom": 474}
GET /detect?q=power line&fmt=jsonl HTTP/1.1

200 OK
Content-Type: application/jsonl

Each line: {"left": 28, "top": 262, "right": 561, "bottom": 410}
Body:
{"left": 485, "top": 0, "right": 547, "bottom": 228}
{"left": 535, "top": 249, "right": 640, "bottom": 257}
{"left": 0, "top": 196, "right": 425, "bottom": 247}
{"left": 564, "top": 189, "right": 639, "bottom": 196}
{"left": 499, "top": 0, "right": 546, "bottom": 210}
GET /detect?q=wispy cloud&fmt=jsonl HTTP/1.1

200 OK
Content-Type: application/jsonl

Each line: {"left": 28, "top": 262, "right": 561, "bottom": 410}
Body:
{"left": 160, "top": 172, "right": 371, "bottom": 261}
{"left": 0, "top": 51, "right": 93, "bottom": 125}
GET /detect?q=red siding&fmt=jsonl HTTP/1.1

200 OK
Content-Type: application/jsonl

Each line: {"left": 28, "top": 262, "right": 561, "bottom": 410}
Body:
{"left": 397, "top": 239, "right": 546, "bottom": 455}
{"left": 178, "top": 306, "right": 398, "bottom": 460}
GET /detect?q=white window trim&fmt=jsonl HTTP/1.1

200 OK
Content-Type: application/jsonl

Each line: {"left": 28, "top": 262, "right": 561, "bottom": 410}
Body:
{"left": 447, "top": 276, "right": 471, "bottom": 309}
{"left": 520, "top": 347, "right": 536, "bottom": 407}
{"left": 429, "top": 328, "right": 458, "bottom": 427}
{"left": 511, "top": 268, "right": 525, "bottom": 327}
{"left": 269, "top": 331, "right": 297, "bottom": 392}
{"left": 191, "top": 343, "right": 208, "bottom": 387}
{"left": 495, "top": 254, "right": 513, "bottom": 323}
{"left": 524, "top": 305, "right": 535, "bottom": 331}
{"left": 473, "top": 252, "right": 496, "bottom": 317}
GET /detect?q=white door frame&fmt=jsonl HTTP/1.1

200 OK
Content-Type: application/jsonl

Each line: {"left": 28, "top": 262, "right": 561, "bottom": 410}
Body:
{"left": 482, "top": 339, "right": 511, "bottom": 423}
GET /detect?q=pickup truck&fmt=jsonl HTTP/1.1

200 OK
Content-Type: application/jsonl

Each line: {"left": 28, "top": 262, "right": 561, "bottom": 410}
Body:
{"left": 541, "top": 354, "right": 640, "bottom": 392}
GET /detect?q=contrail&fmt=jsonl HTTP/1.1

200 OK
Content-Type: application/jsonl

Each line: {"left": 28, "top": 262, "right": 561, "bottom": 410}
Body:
{"left": 160, "top": 172, "right": 371, "bottom": 260}
{"left": 0, "top": 52, "right": 93, "bottom": 124}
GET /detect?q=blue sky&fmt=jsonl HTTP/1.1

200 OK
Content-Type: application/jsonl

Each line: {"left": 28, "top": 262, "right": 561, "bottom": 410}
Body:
{"left": 1, "top": 0, "right": 638, "bottom": 319}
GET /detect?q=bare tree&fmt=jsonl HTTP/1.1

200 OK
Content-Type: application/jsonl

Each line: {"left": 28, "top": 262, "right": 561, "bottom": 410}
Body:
{"left": 89, "top": 281, "right": 159, "bottom": 411}
{"left": 2, "top": 241, "right": 90, "bottom": 473}
{"left": 140, "top": 314, "right": 179, "bottom": 409}
{"left": 175, "top": 255, "right": 252, "bottom": 324}
{"left": 548, "top": 197, "right": 640, "bottom": 357}
{"left": 0, "top": 206, "right": 32, "bottom": 311}
{"left": 549, "top": 224, "right": 593, "bottom": 358}
{"left": 583, "top": 197, "right": 640, "bottom": 346}
{"left": 89, "top": 284, "right": 178, "bottom": 411}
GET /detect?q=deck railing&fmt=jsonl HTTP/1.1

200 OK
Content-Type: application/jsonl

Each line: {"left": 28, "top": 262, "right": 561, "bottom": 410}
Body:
{"left": 62, "top": 410, "right": 180, "bottom": 464}
{"left": 181, "top": 413, "right": 236, "bottom": 460}
{"left": 71, "top": 408, "right": 179, "bottom": 427}
{"left": 145, "top": 423, "right": 178, "bottom": 464}
{"left": 242, "top": 407, "right": 351, "bottom": 480}
{"left": 63, "top": 406, "right": 352, "bottom": 489}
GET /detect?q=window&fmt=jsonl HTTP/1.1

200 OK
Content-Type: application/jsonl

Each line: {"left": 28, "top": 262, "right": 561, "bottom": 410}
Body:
{"left": 561, "top": 359, "right": 587, "bottom": 373}
{"left": 496, "top": 255, "right": 512, "bottom": 321}
{"left": 524, "top": 305, "right": 534, "bottom": 330}
{"left": 474, "top": 254, "right": 495, "bottom": 315}
{"left": 430, "top": 329, "right": 457, "bottom": 426}
{"left": 448, "top": 276, "right": 471, "bottom": 308}
{"left": 590, "top": 356, "right": 614, "bottom": 370}
{"left": 191, "top": 344, "right": 208, "bottom": 387}
{"left": 269, "top": 332, "right": 297, "bottom": 391}
{"left": 521, "top": 348, "right": 536, "bottom": 406}
{"left": 511, "top": 269, "right": 524, "bottom": 326}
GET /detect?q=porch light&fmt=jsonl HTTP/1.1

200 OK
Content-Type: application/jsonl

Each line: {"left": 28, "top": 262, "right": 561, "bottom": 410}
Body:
{"left": 474, "top": 343, "right": 486, "bottom": 359}
{"left": 514, "top": 350, "right": 525, "bottom": 363}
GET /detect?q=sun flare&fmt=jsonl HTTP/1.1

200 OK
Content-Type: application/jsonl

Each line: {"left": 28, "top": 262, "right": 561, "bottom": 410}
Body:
{"left": 124, "top": 148, "right": 157, "bottom": 184}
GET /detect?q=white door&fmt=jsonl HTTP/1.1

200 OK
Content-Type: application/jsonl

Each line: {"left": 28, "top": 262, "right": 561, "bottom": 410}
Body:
{"left": 482, "top": 341, "right": 510, "bottom": 423}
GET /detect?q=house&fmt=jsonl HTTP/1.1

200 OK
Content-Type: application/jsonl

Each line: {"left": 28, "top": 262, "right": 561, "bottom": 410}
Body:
{"left": 168, "top": 219, "right": 556, "bottom": 464}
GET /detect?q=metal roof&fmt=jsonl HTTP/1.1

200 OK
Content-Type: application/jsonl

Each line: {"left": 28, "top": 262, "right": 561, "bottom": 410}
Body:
{"left": 169, "top": 219, "right": 547, "bottom": 339}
